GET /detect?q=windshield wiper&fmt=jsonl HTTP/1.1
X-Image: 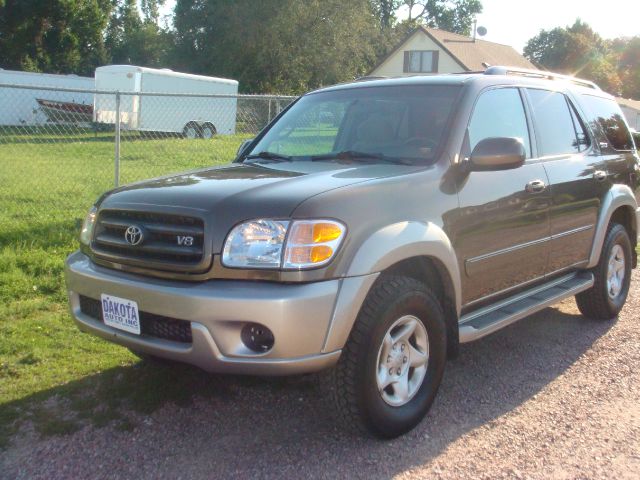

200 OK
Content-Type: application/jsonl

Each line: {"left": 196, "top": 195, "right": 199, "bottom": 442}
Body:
{"left": 311, "top": 150, "right": 412, "bottom": 165}
{"left": 244, "top": 151, "right": 292, "bottom": 162}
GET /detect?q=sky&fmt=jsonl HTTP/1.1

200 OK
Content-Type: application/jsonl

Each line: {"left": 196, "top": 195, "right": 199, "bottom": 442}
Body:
{"left": 160, "top": 0, "right": 639, "bottom": 54}
{"left": 399, "top": 0, "right": 640, "bottom": 53}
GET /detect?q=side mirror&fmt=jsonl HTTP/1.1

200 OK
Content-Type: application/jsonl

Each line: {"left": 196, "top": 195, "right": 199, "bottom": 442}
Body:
{"left": 236, "top": 138, "right": 254, "bottom": 158}
{"left": 470, "top": 137, "right": 526, "bottom": 171}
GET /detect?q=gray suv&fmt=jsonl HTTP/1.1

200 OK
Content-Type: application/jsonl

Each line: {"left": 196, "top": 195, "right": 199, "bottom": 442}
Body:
{"left": 65, "top": 66, "right": 639, "bottom": 437}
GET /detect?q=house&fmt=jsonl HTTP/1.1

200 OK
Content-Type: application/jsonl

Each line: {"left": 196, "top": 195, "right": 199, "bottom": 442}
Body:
{"left": 616, "top": 97, "right": 640, "bottom": 131}
{"left": 370, "top": 25, "right": 535, "bottom": 77}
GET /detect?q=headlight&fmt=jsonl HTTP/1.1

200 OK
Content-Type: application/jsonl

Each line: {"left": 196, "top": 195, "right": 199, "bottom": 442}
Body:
{"left": 222, "top": 219, "right": 346, "bottom": 270}
{"left": 222, "top": 219, "right": 289, "bottom": 268}
{"left": 79, "top": 206, "right": 98, "bottom": 246}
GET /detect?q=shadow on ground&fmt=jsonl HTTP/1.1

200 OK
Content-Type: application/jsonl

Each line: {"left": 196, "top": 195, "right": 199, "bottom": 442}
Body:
{"left": 1, "top": 303, "right": 614, "bottom": 478}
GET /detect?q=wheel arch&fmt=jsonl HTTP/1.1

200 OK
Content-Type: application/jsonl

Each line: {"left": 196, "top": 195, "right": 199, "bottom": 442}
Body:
{"left": 378, "top": 256, "right": 460, "bottom": 358}
{"left": 322, "top": 221, "right": 461, "bottom": 356}
{"left": 588, "top": 184, "right": 639, "bottom": 269}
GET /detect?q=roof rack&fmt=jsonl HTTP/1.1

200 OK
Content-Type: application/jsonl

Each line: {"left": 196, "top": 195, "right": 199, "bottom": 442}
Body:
{"left": 483, "top": 66, "right": 600, "bottom": 90}
{"left": 354, "top": 75, "right": 388, "bottom": 82}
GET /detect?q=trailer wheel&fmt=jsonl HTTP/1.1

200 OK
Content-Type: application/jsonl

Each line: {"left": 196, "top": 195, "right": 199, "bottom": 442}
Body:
{"left": 182, "top": 122, "right": 201, "bottom": 139}
{"left": 201, "top": 123, "right": 217, "bottom": 139}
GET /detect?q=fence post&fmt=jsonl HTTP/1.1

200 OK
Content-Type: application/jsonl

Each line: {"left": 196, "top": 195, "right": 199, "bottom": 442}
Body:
{"left": 114, "top": 91, "right": 121, "bottom": 187}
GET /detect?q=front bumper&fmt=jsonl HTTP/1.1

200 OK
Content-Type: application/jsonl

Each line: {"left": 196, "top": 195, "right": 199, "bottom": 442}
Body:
{"left": 65, "top": 251, "right": 378, "bottom": 375}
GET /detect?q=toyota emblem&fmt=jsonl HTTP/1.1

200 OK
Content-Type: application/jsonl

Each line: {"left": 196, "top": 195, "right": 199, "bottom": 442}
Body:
{"left": 124, "top": 225, "right": 144, "bottom": 246}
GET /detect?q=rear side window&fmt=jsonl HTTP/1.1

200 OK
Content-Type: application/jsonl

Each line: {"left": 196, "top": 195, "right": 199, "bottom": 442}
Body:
{"left": 467, "top": 88, "right": 531, "bottom": 158}
{"left": 526, "top": 89, "right": 584, "bottom": 156}
{"left": 580, "top": 94, "right": 634, "bottom": 151}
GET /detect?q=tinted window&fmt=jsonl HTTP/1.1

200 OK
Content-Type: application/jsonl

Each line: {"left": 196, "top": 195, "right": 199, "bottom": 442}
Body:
{"left": 468, "top": 88, "right": 531, "bottom": 158}
{"left": 249, "top": 85, "right": 460, "bottom": 162}
{"left": 580, "top": 94, "right": 634, "bottom": 150}
{"left": 527, "top": 89, "right": 580, "bottom": 156}
{"left": 568, "top": 102, "right": 591, "bottom": 152}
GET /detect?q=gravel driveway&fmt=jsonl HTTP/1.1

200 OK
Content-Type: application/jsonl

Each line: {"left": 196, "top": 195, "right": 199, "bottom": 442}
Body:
{"left": 2, "top": 270, "right": 640, "bottom": 479}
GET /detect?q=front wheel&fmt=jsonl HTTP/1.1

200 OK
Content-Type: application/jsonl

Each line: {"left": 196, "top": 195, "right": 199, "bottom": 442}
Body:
{"left": 182, "top": 122, "right": 201, "bottom": 139}
{"left": 576, "top": 223, "right": 632, "bottom": 320}
{"left": 325, "top": 276, "right": 447, "bottom": 438}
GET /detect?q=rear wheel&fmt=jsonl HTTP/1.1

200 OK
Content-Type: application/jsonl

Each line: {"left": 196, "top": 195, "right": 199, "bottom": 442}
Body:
{"left": 182, "top": 122, "right": 201, "bottom": 139}
{"left": 576, "top": 223, "right": 632, "bottom": 320}
{"left": 325, "top": 276, "right": 447, "bottom": 438}
{"left": 201, "top": 123, "right": 217, "bottom": 139}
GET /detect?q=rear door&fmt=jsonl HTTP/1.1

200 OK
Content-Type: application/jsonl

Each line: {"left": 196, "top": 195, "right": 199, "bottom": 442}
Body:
{"left": 453, "top": 87, "right": 552, "bottom": 306}
{"left": 524, "top": 88, "right": 605, "bottom": 274}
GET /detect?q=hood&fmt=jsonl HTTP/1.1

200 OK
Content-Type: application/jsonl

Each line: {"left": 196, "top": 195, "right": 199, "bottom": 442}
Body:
{"left": 98, "top": 161, "right": 421, "bottom": 251}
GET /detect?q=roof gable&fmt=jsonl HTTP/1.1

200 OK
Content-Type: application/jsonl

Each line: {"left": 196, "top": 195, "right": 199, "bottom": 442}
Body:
{"left": 371, "top": 26, "right": 535, "bottom": 74}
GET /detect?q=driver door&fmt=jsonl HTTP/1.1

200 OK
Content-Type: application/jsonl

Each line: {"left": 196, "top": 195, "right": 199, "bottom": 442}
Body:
{"left": 450, "top": 87, "right": 552, "bottom": 307}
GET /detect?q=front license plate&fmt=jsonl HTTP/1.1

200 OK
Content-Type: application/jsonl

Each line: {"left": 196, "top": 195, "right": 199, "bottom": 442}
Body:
{"left": 100, "top": 294, "right": 141, "bottom": 335}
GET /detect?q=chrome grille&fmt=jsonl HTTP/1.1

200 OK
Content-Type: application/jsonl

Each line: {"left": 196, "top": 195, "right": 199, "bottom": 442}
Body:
{"left": 92, "top": 209, "right": 206, "bottom": 271}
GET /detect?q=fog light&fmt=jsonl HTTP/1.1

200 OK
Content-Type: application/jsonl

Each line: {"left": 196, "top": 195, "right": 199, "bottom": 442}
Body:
{"left": 241, "top": 323, "right": 275, "bottom": 353}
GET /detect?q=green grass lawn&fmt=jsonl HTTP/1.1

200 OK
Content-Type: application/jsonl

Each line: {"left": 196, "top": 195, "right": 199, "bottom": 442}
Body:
{"left": 0, "top": 130, "right": 250, "bottom": 447}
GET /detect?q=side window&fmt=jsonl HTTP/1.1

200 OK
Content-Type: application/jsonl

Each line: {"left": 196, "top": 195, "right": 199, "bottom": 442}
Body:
{"left": 580, "top": 94, "right": 634, "bottom": 151}
{"left": 568, "top": 102, "right": 591, "bottom": 152}
{"left": 527, "top": 89, "right": 581, "bottom": 156}
{"left": 467, "top": 88, "right": 531, "bottom": 158}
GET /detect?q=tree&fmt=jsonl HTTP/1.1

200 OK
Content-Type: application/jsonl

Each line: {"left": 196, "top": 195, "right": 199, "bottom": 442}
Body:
{"left": 400, "top": 0, "right": 482, "bottom": 35}
{"left": 172, "top": 0, "right": 381, "bottom": 94}
{"left": 370, "top": 0, "right": 401, "bottom": 31}
{"left": 0, "top": 0, "right": 111, "bottom": 75}
{"left": 523, "top": 19, "right": 624, "bottom": 95}
{"left": 105, "top": 0, "right": 172, "bottom": 67}
{"left": 610, "top": 36, "right": 640, "bottom": 99}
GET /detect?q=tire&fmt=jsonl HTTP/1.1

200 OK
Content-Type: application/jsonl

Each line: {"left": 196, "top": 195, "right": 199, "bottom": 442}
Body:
{"left": 324, "top": 275, "right": 447, "bottom": 438}
{"left": 576, "top": 223, "right": 632, "bottom": 320}
{"left": 182, "top": 122, "right": 201, "bottom": 139}
{"left": 201, "top": 123, "right": 216, "bottom": 139}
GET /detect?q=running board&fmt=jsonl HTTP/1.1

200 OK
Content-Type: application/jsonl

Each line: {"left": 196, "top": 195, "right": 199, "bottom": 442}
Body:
{"left": 459, "top": 272, "right": 594, "bottom": 343}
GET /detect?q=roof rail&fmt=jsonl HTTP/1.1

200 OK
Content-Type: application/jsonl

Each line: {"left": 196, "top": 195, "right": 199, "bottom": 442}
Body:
{"left": 484, "top": 66, "right": 600, "bottom": 90}
{"left": 354, "top": 75, "right": 388, "bottom": 82}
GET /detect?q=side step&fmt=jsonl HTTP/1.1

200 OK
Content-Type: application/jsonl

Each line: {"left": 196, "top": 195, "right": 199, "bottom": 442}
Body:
{"left": 459, "top": 271, "right": 594, "bottom": 343}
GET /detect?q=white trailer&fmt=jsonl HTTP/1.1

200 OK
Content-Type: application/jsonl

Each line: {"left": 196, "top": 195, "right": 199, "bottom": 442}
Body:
{"left": 94, "top": 65, "right": 238, "bottom": 138}
{"left": 0, "top": 68, "right": 93, "bottom": 126}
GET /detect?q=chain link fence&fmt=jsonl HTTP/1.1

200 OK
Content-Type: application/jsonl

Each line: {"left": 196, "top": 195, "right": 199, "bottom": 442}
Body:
{"left": 0, "top": 83, "right": 295, "bottom": 238}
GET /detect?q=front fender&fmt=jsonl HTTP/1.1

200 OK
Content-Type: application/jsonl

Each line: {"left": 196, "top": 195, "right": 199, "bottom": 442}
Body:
{"left": 587, "top": 184, "right": 639, "bottom": 268}
{"left": 321, "top": 221, "right": 461, "bottom": 353}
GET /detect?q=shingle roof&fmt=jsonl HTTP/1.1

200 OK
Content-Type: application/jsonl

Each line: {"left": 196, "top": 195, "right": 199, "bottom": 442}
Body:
{"left": 372, "top": 26, "right": 536, "bottom": 73}
{"left": 616, "top": 97, "right": 640, "bottom": 113}
{"left": 424, "top": 27, "right": 536, "bottom": 71}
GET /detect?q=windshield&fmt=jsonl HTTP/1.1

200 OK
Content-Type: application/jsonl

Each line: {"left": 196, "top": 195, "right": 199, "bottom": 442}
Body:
{"left": 246, "top": 84, "right": 461, "bottom": 163}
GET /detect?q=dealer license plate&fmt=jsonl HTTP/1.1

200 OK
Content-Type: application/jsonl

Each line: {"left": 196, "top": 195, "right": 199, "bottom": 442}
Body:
{"left": 100, "top": 294, "right": 141, "bottom": 335}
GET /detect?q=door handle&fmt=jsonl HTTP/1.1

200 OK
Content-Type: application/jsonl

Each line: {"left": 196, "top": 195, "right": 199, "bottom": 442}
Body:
{"left": 594, "top": 170, "right": 607, "bottom": 182}
{"left": 525, "top": 179, "right": 546, "bottom": 194}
